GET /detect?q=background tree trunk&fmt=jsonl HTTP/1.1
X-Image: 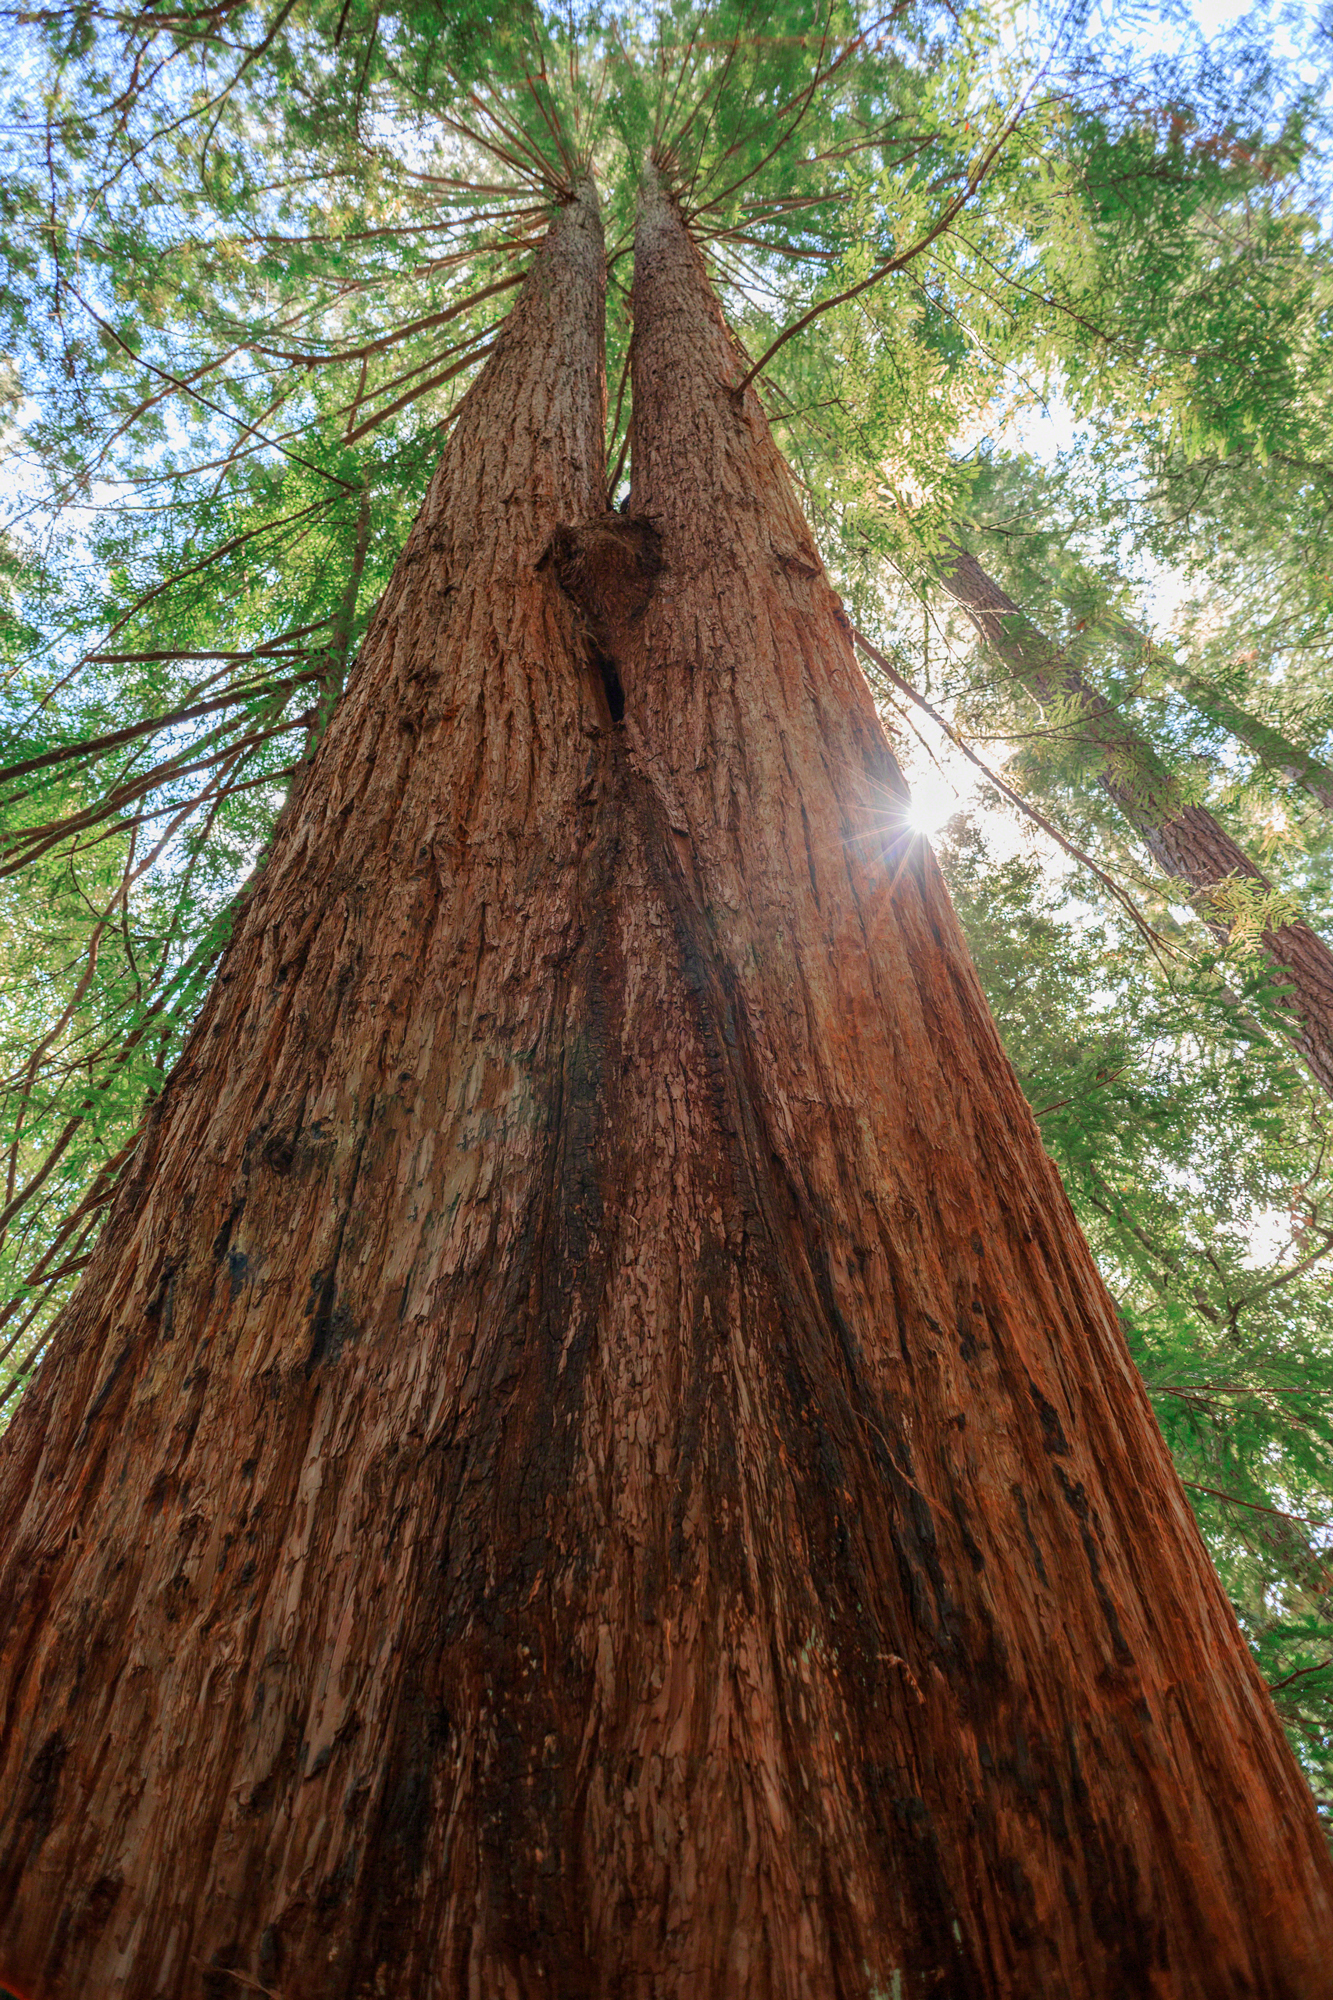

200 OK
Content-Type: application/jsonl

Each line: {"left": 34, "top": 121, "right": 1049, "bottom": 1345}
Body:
{"left": 1099, "top": 611, "right": 1333, "bottom": 814}
{"left": 940, "top": 545, "right": 1333, "bottom": 1095}
{"left": 1165, "top": 663, "right": 1333, "bottom": 812}
{"left": 0, "top": 167, "right": 1331, "bottom": 2000}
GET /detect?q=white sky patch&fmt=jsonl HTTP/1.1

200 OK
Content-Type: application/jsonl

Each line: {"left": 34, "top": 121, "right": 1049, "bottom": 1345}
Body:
{"left": 993, "top": 380, "right": 1080, "bottom": 465}
{"left": 889, "top": 696, "right": 1036, "bottom": 864}
{"left": 1241, "top": 1205, "right": 1298, "bottom": 1271}
{"left": 905, "top": 760, "right": 979, "bottom": 838}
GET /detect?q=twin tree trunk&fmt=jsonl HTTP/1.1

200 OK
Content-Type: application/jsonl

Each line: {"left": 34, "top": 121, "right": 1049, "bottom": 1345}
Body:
{"left": 940, "top": 547, "right": 1333, "bottom": 1096}
{"left": 1, "top": 175, "right": 1331, "bottom": 2000}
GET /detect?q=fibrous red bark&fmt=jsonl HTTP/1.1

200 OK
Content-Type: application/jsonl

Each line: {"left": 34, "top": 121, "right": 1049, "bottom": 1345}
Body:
{"left": 0, "top": 179, "right": 613, "bottom": 1998}
{"left": 940, "top": 545, "right": 1333, "bottom": 1096}
{"left": 0, "top": 167, "right": 1330, "bottom": 2000}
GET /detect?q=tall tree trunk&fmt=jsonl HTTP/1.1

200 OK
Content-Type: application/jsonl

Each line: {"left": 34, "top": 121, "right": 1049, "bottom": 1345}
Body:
{"left": 0, "top": 168, "right": 1330, "bottom": 2000}
{"left": 1156, "top": 658, "right": 1333, "bottom": 813}
{"left": 0, "top": 179, "right": 612, "bottom": 1999}
{"left": 940, "top": 545, "right": 1333, "bottom": 1096}
{"left": 1095, "top": 604, "right": 1333, "bottom": 813}
{"left": 536, "top": 167, "right": 1333, "bottom": 1995}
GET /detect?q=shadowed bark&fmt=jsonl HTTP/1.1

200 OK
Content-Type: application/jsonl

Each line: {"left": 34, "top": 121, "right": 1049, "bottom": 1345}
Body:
{"left": 940, "top": 544, "right": 1333, "bottom": 1097}
{"left": 0, "top": 165, "right": 1330, "bottom": 2000}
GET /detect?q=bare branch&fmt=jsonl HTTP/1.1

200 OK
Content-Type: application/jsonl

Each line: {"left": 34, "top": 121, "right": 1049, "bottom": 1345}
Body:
{"left": 734, "top": 96, "right": 1036, "bottom": 394}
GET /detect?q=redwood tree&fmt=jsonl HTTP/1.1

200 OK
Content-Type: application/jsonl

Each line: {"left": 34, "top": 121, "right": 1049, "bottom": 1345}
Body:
{"left": 938, "top": 546, "right": 1333, "bottom": 1097}
{"left": 1, "top": 158, "right": 1331, "bottom": 1997}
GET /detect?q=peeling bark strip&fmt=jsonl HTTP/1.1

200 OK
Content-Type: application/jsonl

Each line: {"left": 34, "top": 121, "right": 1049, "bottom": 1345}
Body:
{"left": 940, "top": 545, "right": 1333, "bottom": 1097}
{"left": 0, "top": 169, "right": 1329, "bottom": 2000}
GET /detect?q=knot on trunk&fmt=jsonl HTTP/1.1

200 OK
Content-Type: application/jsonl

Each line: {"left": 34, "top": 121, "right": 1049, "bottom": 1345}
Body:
{"left": 539, "top": 513, "right": 662, "bottom": 654}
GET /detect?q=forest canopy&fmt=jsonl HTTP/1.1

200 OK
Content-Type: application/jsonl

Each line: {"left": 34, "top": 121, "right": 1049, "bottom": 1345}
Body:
{"left": 2, "top": 0, "right": 1332, "bottom": 1816}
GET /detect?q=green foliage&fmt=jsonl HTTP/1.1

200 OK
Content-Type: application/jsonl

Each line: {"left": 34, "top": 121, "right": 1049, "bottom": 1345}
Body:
{"left": 2, "top": 0, "right": 1332, "bottom": 1813}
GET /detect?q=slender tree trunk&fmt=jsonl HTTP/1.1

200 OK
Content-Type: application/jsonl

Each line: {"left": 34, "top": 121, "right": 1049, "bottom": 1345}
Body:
{"left": 1165, "top": 663, "right": 1333, "bottom": 812}
{"left": 0, "top": 171, "right": 1331, "bottom": 2000}
{"left": 940, "top": 545, "right": 1333, "bottom": 1096}
{"left": 1098, "top": 606, "right": 1333, "bottom": 812}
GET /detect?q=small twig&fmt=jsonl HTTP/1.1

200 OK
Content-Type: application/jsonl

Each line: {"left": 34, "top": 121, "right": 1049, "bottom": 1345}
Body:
{"left": 1031, "top": 1067, "right": 1128, "bottom": 1118}
{"left": 1266, "top": 1660, "right": 1333, "bottom": 1695}
{"left": 1151, "top": 1383, "right": 1315, "bottom": 1397}
{"left": 1227, "top": 1228, "right": 1333, "bottom": 1314}
{"left": 1180, "top": 1481, "right": 1332, "bottom": 1530}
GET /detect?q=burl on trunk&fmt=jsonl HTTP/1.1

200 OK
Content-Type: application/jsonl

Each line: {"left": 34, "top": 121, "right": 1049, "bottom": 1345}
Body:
{"left": 0, "top": 171, "right": 1329, "bottom": 2000}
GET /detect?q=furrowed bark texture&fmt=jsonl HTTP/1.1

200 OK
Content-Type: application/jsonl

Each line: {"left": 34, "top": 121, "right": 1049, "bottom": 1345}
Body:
{"left": 0, "top": 184, "right": 619, "bottom": 1998}
{"left": 939, "top": 546, "right": 1333, "bottom": 1096}
{"left": 0, "top": 163, "right": 1329, "bottom": 2000}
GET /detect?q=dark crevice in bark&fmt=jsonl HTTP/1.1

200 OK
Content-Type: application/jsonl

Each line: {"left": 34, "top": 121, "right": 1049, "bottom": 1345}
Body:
{"left": 594, "top": 647, "right": 625, "bottom": 722}
{"left": 539, "top": 513, "right": 662, "bottom": 727}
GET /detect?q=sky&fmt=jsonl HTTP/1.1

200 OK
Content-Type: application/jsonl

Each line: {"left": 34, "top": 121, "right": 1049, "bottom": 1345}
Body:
{"left": 898, "top": 0, "right": 1327, "bottom": 842}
